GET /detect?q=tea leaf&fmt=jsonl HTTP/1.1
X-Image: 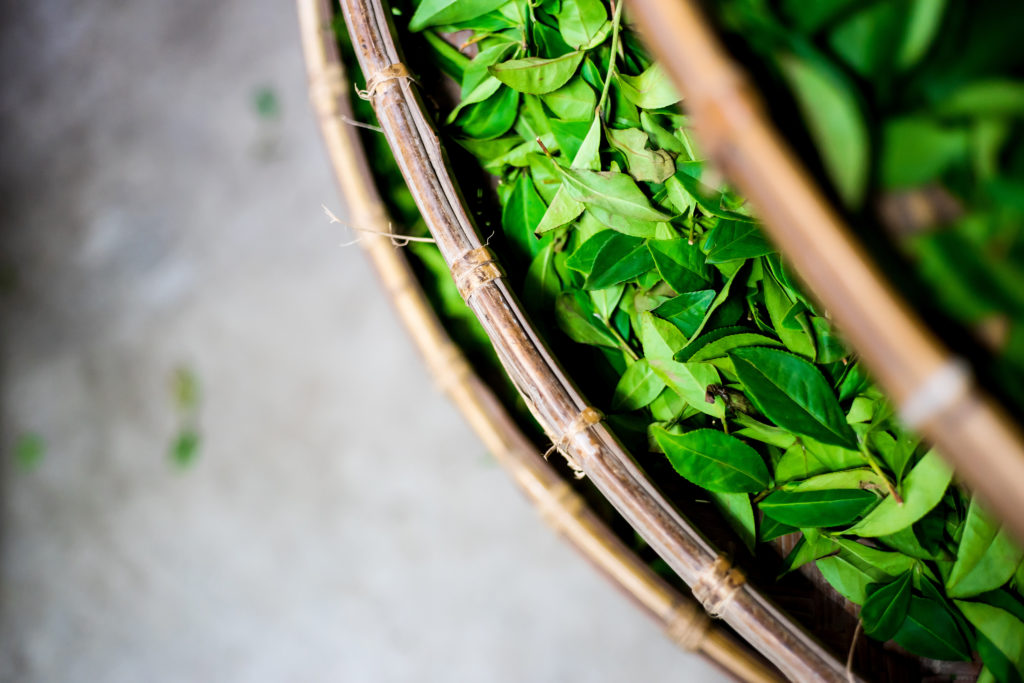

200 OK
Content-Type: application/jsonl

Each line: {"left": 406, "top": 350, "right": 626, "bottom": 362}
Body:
{"left": 584, "top": 234, "right": 654, "bottom": 289}
{"left": 947, "top": 498, "right": 1024, "bottom": 598}
{"left": 861, "top": 571, "right": 913, "bottom": 641}
{"left": 612, "top": 359, "right": 665, "bottom": 411}
{"left": 556, "top": 0, "right": 609, "bottom": 49}
{"left": 703, "top": 220, "right": 774, "bottom": 263}
{"left": 618, "top": 63, "right": 681, "bottom": 109}
{"left": 654, "top": 290, "right": 716, "bottom": 338}
{"left": 457, "top": 85, "right": 520, "bottom": 138}
{"left": 779, "top": 52, "right": 868, "bottom": 206}
{"left": 541, "top": 76, "right": 598, "bottom": 120}
{"left": 648, "top": 359, "right": 725, "bottom": 418}
{"left": 710, "top": 491, "right": 757, "bottom": 553}
{"left": 955, "top": 600, "right": 1024, "bottom": 681}
{"left": 409, "top": 0, "right": 511, "bottom": 31}
{"left": 817, "top": 539, "right": 916, "bottom": 604}
{"left": 559, "top": 167, "right": 673, "bottom": 222}
{"left": 490, "top": 51, "right": 585, "bottom": 95}
{"left": 893, "top": 595, "right": 972, "bottom": 661}
{"left": 555, "top": 290, "right": 619, "bottom": 348}
{"left": 687, "top": 333, "right": 782, "bottom": 362}
{"left": 730, "top": 346, "right": 858, "bottom": 449}
{"left": 652, "top": 427, "right": 770, "bottom": 493}
{"left": 502, "top": 173, "right": 548, "bottom": 257}
{"left": 647, "top": 239, "right": 710, "bottom": 293}
{"left": 637, "top": 311, "right": 687, "bottom": 362}
{"left": 844, "top": 450, "right": 953, "bottom": 537}
{"left": 759, "top": 489, "right": 876, "bottom": 528}
{"left": 607, "top": 127, "right": 676, "bottom": 183}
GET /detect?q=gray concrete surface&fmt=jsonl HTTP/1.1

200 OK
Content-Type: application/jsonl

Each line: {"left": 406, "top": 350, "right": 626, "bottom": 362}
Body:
{"left": 0, "top": 2, "right": 730, "bottom": 681}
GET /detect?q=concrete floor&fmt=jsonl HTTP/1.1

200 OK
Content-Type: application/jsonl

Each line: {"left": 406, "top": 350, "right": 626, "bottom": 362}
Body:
{"left": 0, "top": 2, "right": 728, "bottom": 681}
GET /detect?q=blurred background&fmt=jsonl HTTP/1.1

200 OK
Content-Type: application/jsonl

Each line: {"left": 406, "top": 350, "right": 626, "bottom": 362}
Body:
{"left": 0, "top": 1, "right": 725, "bottom": 680}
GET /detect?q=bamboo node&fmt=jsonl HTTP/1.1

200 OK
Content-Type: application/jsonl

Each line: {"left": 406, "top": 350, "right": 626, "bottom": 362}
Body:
{"left": 355, "top": 62, "right": 412, "bottom": 100}
{"left": 665, "top": 600, "right": 712, "bottom": 651}
{"left": 544, "top": 407, "right": 603, "bottom": 480}
{"left": 899, "top": 357, "right": 972, "bottom": 428}
{"left": 692, "top": 556, "right": 745, "bottom": 619}
{"left": 452, "top": 246, "right": 504, "bottom": 302}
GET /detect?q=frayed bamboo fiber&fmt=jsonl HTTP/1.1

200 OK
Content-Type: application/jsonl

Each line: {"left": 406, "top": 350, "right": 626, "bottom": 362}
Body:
{"left": 296, "top": 1, "right": 781, "bottom": 681}
{"left": 627, "top": 0, "right": 1024, "bottom": 544}
{"left": 336, "top": 0, "right": 856, "bottom": 679}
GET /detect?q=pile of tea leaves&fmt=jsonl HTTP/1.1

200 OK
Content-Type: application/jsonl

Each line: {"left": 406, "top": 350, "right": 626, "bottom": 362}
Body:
{"left": 363, "top": 0, "right": 1024, "bottom": 675}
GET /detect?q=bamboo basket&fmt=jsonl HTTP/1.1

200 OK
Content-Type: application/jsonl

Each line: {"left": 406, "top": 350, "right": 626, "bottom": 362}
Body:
{"left": 297, "top": 1, "right": 780, "bottom": 680}
{"left": 308, "top": 0, "right": 1021, "bottom": 680}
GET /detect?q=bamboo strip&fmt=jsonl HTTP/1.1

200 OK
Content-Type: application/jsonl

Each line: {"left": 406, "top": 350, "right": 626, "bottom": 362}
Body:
{"left": 337, "top": 0, "right": 855, "bottom": 679}
{"left": 296, "top": 2, "right": 779, "bottom": 681}
{"left": 627, "top": 0, "right": 1024, "bottom": 544}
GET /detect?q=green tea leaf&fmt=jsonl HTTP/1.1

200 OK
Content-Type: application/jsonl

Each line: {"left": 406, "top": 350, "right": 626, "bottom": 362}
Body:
{"left": 653, "top": 427, "right": 770, "bottom": 493}
{"left": 647, "top": 239, "right": 710, "bottom": 293}
{"left": 637, "top": 311, "right": 687, "bottom": 362}
{"left": 566, "top": 230, "right": 616, "bottom": 275}
{"left": 760, "top": 517, "right": 798, "bottom": 543}
{"left": 955, "top": 600, "right": 1024, "bottom": 681}
{"left": 654, "top": 290, "right": 716, "bottom": 338}
{"left": 897, "top": 0, "right": 947, "bottom": 68}
{"left": 703, "top": 220, "right": 774, "bottom": 263}
{"left": 710, "top": 491, "right": 757, "bottom": 553}
{"left": 774, "top": 443, "right": 830, "bottom": 483}
{"left": 447, "top": 42, "right": 517, "bottom": 122}
{"left": 782, "top": 468, "right": 886, "bottom": 493}
{"left": 688, "top": 333, "right": 782, "bottom": 362}
{"left": 502, "top": 173, "right": 548, "bottom": 257}
{"left": 584, "top": 234, "right": 654, "bottom": 289}
{"left": 556, "top": 0, "right": 609, "bottom": 49}
{"left": 490, "top": 51, "right": 585, "bottom": 95}
{"left": 559, "top": 167, "right": 673, "bottom": 222}
{"left": 880, "top": 117, "right": 968, "bottom": 189}
{"left": 535, "top": 189, "right": 585, "bottom": 234}
{"left": 523, "top": 241, "right": 562, "bottom": 310}
{"left": 861, "top": 571, "right": 913, "bottom": 641}
{"left": 555, "top": 290, "right": 619, "bottom": 348}
{"left": 779, "top": 53, "right": 868, "bottom": 206}
{"left": 938, "top": 79, "right": 1024, "bottom": 117}
{"left": 844, "top": 450, "right": 953, "bottom": 537}
{"left": 947, "top": 498, "right": 1024, "bottom": 598}
{"left": 607, "top": 127, "right": 676, "bottom": 183}
{"left": 817, "top": 539, "right": 916, "bottom": 604}
{"left": 760, "top": 489, "right": 876, "bottom": 527}
{"left": 893, "top": 595, "right": 972, "bottom": 661}
{"left": 541, "top": 76, "right": 597, "bottom": 120}
{"left": 409, "top": 0, "right": 511, "bottom": 31}
{"left": 618, "top": 63, "right": 681, "bottom": 109}
{"left": 762, "top": 267, "right": 815, "bottom": 358}
{"left": 590, "top": 284, "right": 624, "bottom": 321}
{"left": 730, "top": 346, "right": 858, "bottom": 449}
{"left": 457, "top": 85, "right": 520, "bottom": 139}
{"left": 612, "top": 359, "right": 665, "bottom": 411}
{"left": 648, "top": 359, "right": 725, "bottom": 418}
{"left": 780, "top": 530, "right": 839, "bottom": 575}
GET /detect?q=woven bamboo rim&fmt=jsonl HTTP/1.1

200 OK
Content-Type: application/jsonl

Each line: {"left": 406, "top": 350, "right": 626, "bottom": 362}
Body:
{"left": 337, "top": 0, "right": 855, "bottom": 679}
{"left": 296, "top": 2, "right": 780, "bottom": 681}
{"left": 627, "top": 0, "right": 1024, "bottom": 544}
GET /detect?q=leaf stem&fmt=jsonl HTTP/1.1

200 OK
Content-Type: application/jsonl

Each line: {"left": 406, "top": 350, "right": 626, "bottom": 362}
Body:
{"left": 596, "top": 0, "right": 625, "bottom": 117}
{"left": 859, "top": 439, "right": 903, "bottom": 505}
{"left": 605, "top": 317, "right": 639, "bottom": 361}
